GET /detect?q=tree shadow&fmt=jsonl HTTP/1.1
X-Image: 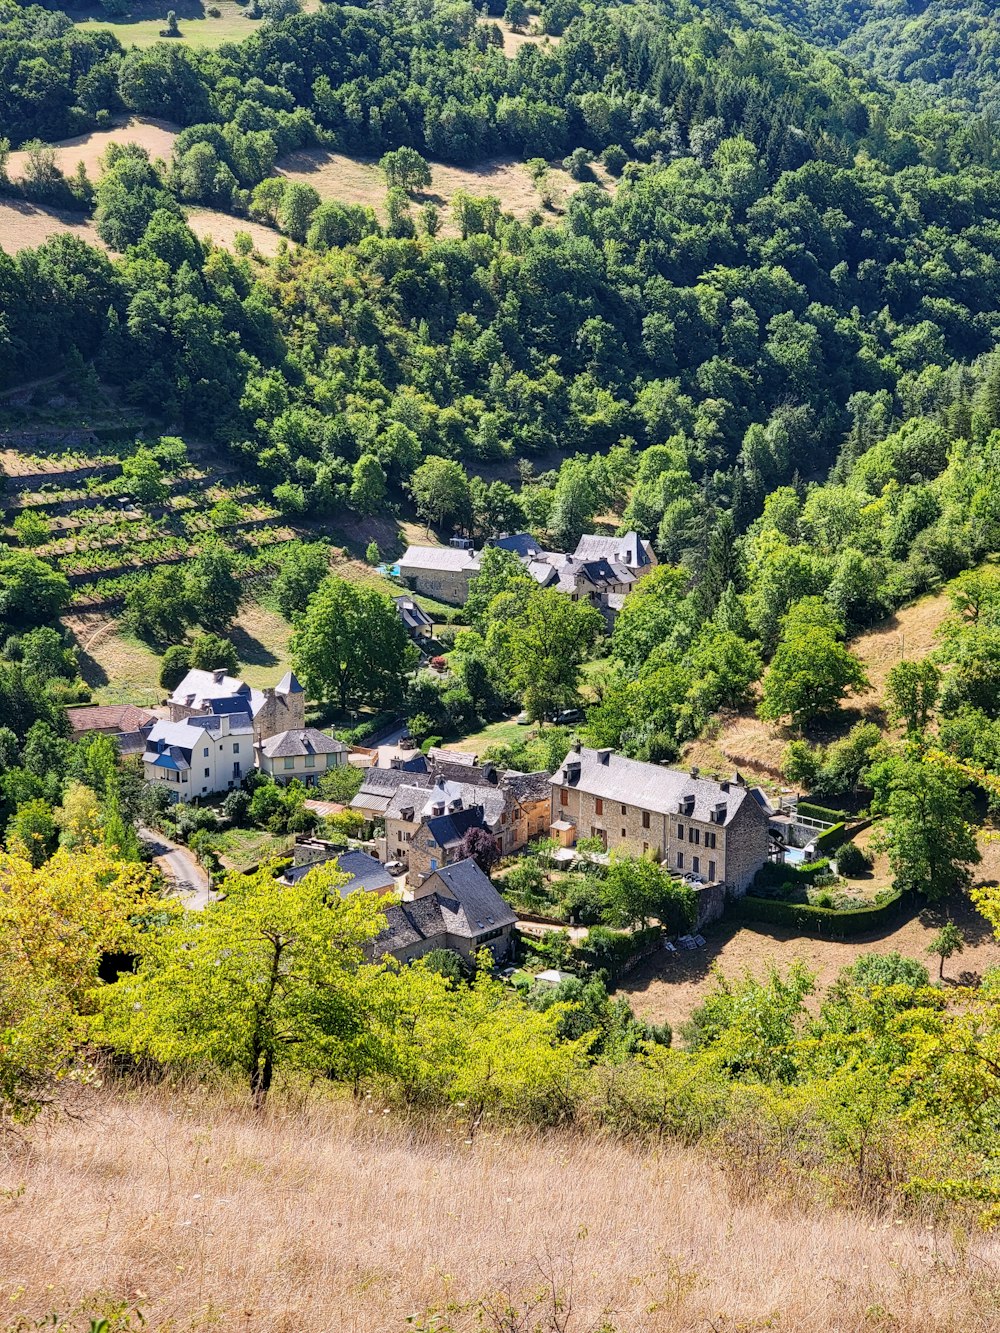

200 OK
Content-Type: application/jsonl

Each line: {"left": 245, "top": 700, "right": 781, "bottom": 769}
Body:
{"left": 228, "top": 623, "right": 278, "bottom": 669}
{"left": 76, "top": 648, "right": 110, "bottom": 690}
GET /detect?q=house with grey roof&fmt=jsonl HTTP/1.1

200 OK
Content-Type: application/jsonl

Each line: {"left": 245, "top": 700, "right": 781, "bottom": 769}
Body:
{"left": 550, "top": 743, "right": 771, "bottom": 903}
{"left": 255, "top": 727, "right": 349, "bottom": 786}
{"left": 278, "top": 843, "right": 397, "bottom": 895}
{"left": 395, "top": 595, "right": 434, "bottom": 643}
{"left": 372, "top": 858, "right": 517, "bottom": 964}
{"left": 397, "top": 545, "right": 481, "bottom": 604}
{"left": 573, "top": 530, "right": 657, "bottom": 572}
{"left": 143, "top": 711, "right": 253, "bottom": 802}
{"left": 167, "top": 666, "right": 305, "bottom": 742}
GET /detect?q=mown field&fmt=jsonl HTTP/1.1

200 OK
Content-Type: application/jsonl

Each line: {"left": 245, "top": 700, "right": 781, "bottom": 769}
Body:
{"left": 71, "top": 0, "right": 264, "bottom": 50}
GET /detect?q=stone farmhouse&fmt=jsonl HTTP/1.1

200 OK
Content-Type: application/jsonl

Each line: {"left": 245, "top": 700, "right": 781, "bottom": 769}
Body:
{"left": 66, "top": 702, "right": 157, "bottom": 757}
{"left": 396, "top": 530, "right": 657, "bottom": 616}
{"left": 372, "top": 858, "right": 517, "bottom": 964}
{"left": 549, "top": 743, "right": 771, "bottom": 896}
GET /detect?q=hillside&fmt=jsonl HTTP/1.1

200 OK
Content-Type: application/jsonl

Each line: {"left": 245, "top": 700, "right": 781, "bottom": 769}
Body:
{"left": 2, "top": 1085, "right": 997, "bottom": 1333}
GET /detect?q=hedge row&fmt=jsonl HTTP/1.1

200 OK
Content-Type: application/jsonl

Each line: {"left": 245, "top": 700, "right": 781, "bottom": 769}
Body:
{"left": 732, "top": 890, "right": 911, "bottom": 939}
{"left": 816, "top": 821, "right": 849, "bottom": 851}
{"left": 797, "top": 800, "right": 850, "bottom": 822}
{"left": 572, "top": 924, "right": 663, "bottom": 982}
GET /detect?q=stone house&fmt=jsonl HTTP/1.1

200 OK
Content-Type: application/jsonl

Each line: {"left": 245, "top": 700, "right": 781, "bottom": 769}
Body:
{"left": 66, "top": 703, "right": 157, "bottom": 757}
{"left": 255, "top": 727, "right": 349, "bottom": 786}
{"left": 549, "top": 744, "right": 771, "bottom": 897}
{"left": 397, "top": 545, "right": 481, "bottom": 604}
{"left": 395, "top": 595, "right": 434, "bottom": 643}
{"left": 573, "top": 530, "right": 657, "bottom": 573}
{"left": 372, "top": 858, "right": 517, "bottom": 964}
{"left": 142, "top": 710, "right": 253, "bottom": 801}
{"left": 278, "top": 843, "right": 398, "bottom": 896}
{"left": 167, "top": 667, "right": 305, "bottom": 743}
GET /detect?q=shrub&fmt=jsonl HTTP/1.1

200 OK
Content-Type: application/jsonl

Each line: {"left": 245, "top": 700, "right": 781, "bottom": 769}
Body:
{"left": 733, "top": 891, "right": 910, "bottom": 938}
{"left": 836, "top": 841, "right": 874, "bottom": 877}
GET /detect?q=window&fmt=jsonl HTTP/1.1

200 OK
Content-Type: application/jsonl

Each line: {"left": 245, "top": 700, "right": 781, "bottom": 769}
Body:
{"left": 283, "top": 757, "right": 295, "bottom": 770}
{"left": 621, "top": 804, "right": 627, "bottom": 815}
{"left": 677, "top": 823, "right": 684, "bottom": 839}
{"left": 709, "top": 860, "right": 716, "bottom": 881}
{"left": 642, "top": 810, "right": 650, "bottom": 829}
{"left": 689, "top": 827, "right": 700, "bottom": 844}
{"left": 676, "top": 852, "right": 684, "bottom": 869}
{"left": 693, "top": 856, "right": 700, "bottom": 874}
{"left": 305, "top": 754, "right": 315, "bottom": 768}
{"left": 595, "top": 798, "right": 603, "bottom": 815}
{"left": 621, "top": 828, "right": 626, "bottom": 838}
{"left": 204, "top": 767, "right": 210, "bottom": 778}
{"left": 643, "top": 842, "right": 649, "bottom": 854}
{"left": 203, "top": 747, "right": 209, "bottom": 758}
{"left": 560, "top": 788, "right": 568, "bottom": 807}
{"left": 233, "top": 743, "right": 240, "bottom": 755}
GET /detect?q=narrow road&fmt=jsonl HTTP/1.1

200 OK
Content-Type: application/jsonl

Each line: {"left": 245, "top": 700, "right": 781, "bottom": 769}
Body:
{"left": 139, "top": 825, "right": 212, "bottom": 910}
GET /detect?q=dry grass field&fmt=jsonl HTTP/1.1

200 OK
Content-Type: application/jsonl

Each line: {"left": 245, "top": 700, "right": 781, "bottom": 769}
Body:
{"left": 278, "top": 147, "right": 615, "bottom": 235}
{"left": 2, "top": 1085, "right": 998, "bottom": 1333}
{"left": 0, "top": 198, "right": 103, "bottom": 255}
{"left": 185, "top": 206, "right": 286, "bottom": 257}
{"left": 477, "top": 15, "right": 562, "bottom": 57}
{"left": 7, "top": 118, "right": 180, "bottom": 183}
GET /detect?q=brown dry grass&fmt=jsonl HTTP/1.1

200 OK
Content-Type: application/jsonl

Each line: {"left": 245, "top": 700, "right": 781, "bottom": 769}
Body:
{"left": 2, "top": 1085, "right": 998, "bottom": 1332}
{"left": 477, "top": 15, "right": 561, "bottom": 57}
{"left": 184, "top": 207, "right": 286, "bottom": 258}
{"left": 0, "top": 199, "right": 104, "bottom": 255}
{"left": 7, "top": 118, "right": 180, "bottom": 182}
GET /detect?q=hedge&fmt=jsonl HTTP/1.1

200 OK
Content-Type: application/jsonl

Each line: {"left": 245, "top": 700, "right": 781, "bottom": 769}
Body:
{"left": 816, "top": 821, "right": 848, "bottom": 851}
{"left": 572, "top": 924, "right": 662, "bottom": 981}
{"left": 797, "top": 800, "right": 850, "bottom": 823}
{"left": 732, "top": 890, "right": 911, "bottom": 939}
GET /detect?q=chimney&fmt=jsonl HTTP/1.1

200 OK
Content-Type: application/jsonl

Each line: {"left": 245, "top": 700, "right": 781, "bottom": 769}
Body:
{"left": 213, "top": 668, "right": 226, "bottom": 683}
{"left": 448, "top": 798, "right": 463, "bottom": 812}
{"left": 432, "top": 802, "right": 445, "bottom": 817}
{"left": 572, "top": 740, "right": 582, "bottom": 754}
{"left": 720, "top": 780, "right": 730, "bottom": 792}
{"left": 597, "top": 748, "right": 612, "bottom": 765}
{"left": 690, "top": 765, "right": 699, "bottom": 779}
{"left": 733, "top": 770, "right": 745, "bottom": 787}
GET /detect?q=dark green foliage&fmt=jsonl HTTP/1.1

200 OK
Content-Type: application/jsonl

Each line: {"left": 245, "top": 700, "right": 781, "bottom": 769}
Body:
{"left": 732, "top": 891, "right": 910, "bottom": 937}
{"left": 836, "top": 841, "right": 874, "bottom": 877}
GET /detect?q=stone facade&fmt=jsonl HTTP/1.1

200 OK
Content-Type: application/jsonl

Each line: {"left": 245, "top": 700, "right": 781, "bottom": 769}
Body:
{"left": 549, "top": 746, "right": 771, "bottom": 897}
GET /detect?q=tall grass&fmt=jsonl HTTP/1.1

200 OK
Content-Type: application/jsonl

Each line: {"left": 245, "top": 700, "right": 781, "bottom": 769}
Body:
{"left": 1, "top": 1085, "right": 998, "bottom": 1332}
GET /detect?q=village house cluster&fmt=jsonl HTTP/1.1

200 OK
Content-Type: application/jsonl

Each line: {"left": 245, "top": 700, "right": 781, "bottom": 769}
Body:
{"left": 396, "top": 529, "right": 657, "bottom": 620}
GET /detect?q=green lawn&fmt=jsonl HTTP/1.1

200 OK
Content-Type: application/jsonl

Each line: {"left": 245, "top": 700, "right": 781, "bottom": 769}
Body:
{"left": 448, "top": 716, "right": 531, "bottom": 755}
{"left": 75, "top": 6, "right": 260, "bottom": 50}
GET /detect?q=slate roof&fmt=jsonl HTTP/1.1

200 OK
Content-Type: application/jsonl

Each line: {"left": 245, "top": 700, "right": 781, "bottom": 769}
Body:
{"left": 168, "top": 668, "right": 266, "bottom": 718}
{"left": 551, "top": 746, "right": 768, "bottom": 828}
{"left": 398, "top": 545, "right": 480, "bottom": 572}
{"left": 350, "top": 766, "right": 433, "bottom": 816}
{"left": 67, "top": 703, "right": 157, "bottom": 735}
{"left": 280, "top": 848, "right": 396, "bottom": 895}
{"left": 489, "top": 532, "right": 545, "bottom": 558}
{"left": 422, "top": 803, "right": 486, "bottom": 850}
{"left": 276, "top": 670, "right": 303, "bottom": 694}
{"left": 143, "top": 713, "right": 253, "bottom": 767}
{"left": 395, "top": 596, "right": 434, "bottom": 632}
{"left": 372, "top": 858, "right": 516, "bottom": 956}
{"left": 502, "top": 770, "right": 551, "bottom": 804}
{"left": 573, "top": 531, "right": 654, "bottom": 568}
{"left": 257, "top": 727, "right": 348, "bottom": 760}
{"left": 555, "top": 557, "right": 636, "bottom": 595}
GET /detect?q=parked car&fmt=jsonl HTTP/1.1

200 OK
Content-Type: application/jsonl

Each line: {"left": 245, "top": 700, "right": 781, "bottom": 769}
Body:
{"left": 385, "top": 860, "right": 405, "bottom": 875}
{"left": 515, "top": 711, "right": 530, "bottom": 724}
{"left": 556, "top": 708, "right": 584, "bottom": 725}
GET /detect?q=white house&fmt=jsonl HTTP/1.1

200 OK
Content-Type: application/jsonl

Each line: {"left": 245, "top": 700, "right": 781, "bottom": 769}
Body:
{"left": 142, "top": 712, "right": 253, "bottom": 802}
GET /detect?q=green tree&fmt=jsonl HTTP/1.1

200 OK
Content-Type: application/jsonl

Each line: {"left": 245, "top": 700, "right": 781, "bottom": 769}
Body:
{"left": 187, "top": 542, "right": 242, "bottom": 631}
{"left": 759, "top": 598, "right": 869, "bottom": 728}
{"left": 602, "top": 856, "right": 695, "bottom": 931}
{"left": 121, "top": 447, "right": 168, "bottom": 506}
{"left": 277, "top": 182, "right": 320, "bottom": 242}
{"left": 291, "top": 577, "right": 415, "bottom": 711}
{"left": 98, "top": 862, "right": 385, "bottom": 1108}
{"left": 885, "top": 659, "right": 940, "bottom": 734}
{"left": 504, "top": 0, "right": 529, "bottom": 32}
{"left": 870, "top": 751, "right": 981, "bottom": 903}
{"left": 6, "top": 797, "right": 58, "bottom": 868}
{"left": 158, "top": 644, "right": 191, "bottom": 691}
{"left": 548, "top": 459, "right": 595, "bottom": 551}
{"left": 0, "top": 552, "right": 71, "bottom": 635}
{"left": 492, "top": 588, "right": 602, "bottom": 722}
{"left": 379, "top": 147, "right": 432, "bottom": 194}
{"left": 188, "top": 632, "right": 239, "bottom": 675}
{"left": 411, "top": 456, "right": 472, "bottom": 532}
{"left": 125, "top": 566, "right": 193, "bottom": 646}
{"left": 927, "top": 921, "right": 964, "bottom": 980}
{"left": 465, "top": 545, "right": 535, "bottom": 633}
{"left": 349, "top": 453, "right": 387, "bottom": 514}
{"left": 273, "top": 542, "right": 330, "bottom": 620}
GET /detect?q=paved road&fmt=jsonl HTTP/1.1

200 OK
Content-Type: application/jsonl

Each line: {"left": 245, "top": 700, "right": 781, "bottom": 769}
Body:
{"left": 139, "top": 825, "right": 212, "bottom": 910}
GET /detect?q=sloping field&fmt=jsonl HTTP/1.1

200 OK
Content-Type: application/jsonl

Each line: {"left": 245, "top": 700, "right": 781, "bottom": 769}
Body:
{"left": 2, "top": 1085, "right": 997, "bottom": 1333}
{"left": 682, "top": 588, "right": 954, "bottom": 783}
{"left": 186, "top": 206, "right": 286, "bottom": 257}
{"left": 278, "top": 148, "right": 615, "bottom": 234}
{"left": 0, "top": 199, "right": 103, "bottom": 255}
{"left": 7, "top": 118, "right": 180, "bottom": 182}
{"left": 72, "top": 1, "right": 261, "bottom": 50}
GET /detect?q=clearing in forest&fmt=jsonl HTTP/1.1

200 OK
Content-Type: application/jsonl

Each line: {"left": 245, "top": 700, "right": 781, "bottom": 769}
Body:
{"left": 0, "top": 199, "right": 102, "bottom": 255}
{"left": 71, "top": 0, "right": 264, "bottom": 51}
{"left": 277, "top": 148, "right": 615, "bottom": 233}
{"left": 6, "top": 118, "right": 180, "bottom": 183}
{"left": 476, "top": 15, "right": 561, "bottom": 57}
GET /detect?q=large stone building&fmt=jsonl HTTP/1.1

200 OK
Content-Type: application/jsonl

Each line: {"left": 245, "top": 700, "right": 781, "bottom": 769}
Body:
{"left": 549, "top": 744, "right": 771, "bottom": 895}
{"left": 396, "top": 545, "right": 481, "bottom": 604}
{"left": 167, "top": 667, "right": 305, "bottom": 743}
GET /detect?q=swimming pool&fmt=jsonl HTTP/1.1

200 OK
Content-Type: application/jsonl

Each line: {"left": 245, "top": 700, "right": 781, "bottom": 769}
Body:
{"left": 784, "top": 845, "right": 814, "bottom": 865}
